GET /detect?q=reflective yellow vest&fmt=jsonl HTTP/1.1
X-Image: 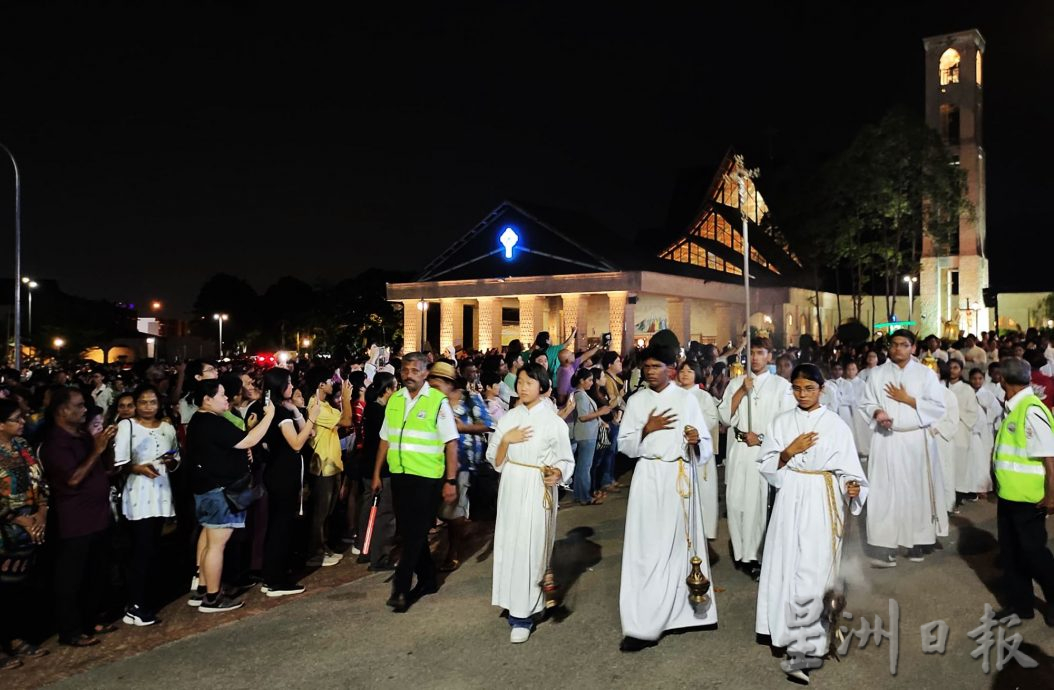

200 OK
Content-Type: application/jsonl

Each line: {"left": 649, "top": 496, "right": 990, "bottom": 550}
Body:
{"left": 993, "top": 393, "right": 1054, "bottom": 503}
{"left": 384, "top": 388, "right": 447, "bottom": 479}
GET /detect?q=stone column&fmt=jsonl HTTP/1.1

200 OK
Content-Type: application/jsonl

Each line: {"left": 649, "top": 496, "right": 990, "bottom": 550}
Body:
{"left": 476, "top": 297, "right": 500, "bottom": 352}
{"left": 561, "top": 294, "right": 580, "bottom": 343}
{"left": 402, "top": 300, "right": 422, "bottom": 354}
{"left": 440, "top": 298, "right": 455, "bottom": 355}
{"left": 607, "top": 291, "right": 628, "bottom": 354}
{"left": 451, "top": 299, "right": 464, "bottom": 349}
{"left": 518, "top": 296, "right": 544, "bottom": 345}
{"left": 666, "top": 297, "right": 691, "bottom": 345}
{"left": 713, "top": 304, "right": 732, "bottom": 346}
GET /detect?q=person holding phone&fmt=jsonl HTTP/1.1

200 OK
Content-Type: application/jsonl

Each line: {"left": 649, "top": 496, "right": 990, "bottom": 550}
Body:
{"left": 113, "top": 385, "right": 179, "bottom": 627}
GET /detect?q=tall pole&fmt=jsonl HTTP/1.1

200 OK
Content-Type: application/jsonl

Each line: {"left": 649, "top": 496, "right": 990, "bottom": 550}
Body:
{"left": 728, "top": 155, "right": 758, "bottom": 348}
{"left": 1, "top": 142, "right": 21, "bottom": 369}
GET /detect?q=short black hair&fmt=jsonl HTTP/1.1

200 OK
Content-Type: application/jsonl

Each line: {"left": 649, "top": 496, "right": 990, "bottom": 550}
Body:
{"left": 750, "top": 337, "right": 773, "bottom": 351}
{"left": 601, "top": 351, "right": 620, "bottom": 370}
{"left": 790, "top": 363, "right": 824, "bottom": 386}
{"left": 518, "top": 362, "right": 551, "bottom": 393}
{"left": 572, "top": 368, "right": 594, "bottom": 386}
{"left": 481, "top": 371, "right": 502, "bottom": 388}
{"left": 890, "top": 329, "right": 916, "bottom": 345}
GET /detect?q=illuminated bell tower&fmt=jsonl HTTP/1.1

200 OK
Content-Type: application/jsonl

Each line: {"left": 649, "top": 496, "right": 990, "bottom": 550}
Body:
{"left": 919, "top": 29, "right": 988, "bottom": 337}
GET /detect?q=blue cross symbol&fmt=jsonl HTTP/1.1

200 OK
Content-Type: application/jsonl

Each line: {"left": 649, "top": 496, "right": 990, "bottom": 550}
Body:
{"left": 499, "top": 227, "right": 519, "bottom": 259}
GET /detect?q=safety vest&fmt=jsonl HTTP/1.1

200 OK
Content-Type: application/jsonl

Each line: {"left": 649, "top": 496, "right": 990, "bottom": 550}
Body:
{"left": 993, "top": 393, "right": 1054, "bottom": 503}
{"left": 384, "top": 388, "right": 447, "bottom": 478}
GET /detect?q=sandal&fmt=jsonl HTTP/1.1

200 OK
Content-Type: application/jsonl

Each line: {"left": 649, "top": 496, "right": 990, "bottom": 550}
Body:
{"left": 92, "top": 623, "right": 119, "bottom": 635}
{"left": 437, "top": 559, "right": 461, "bottom": 572}
{"left": 10, "top": 640, "right": 48, "bottom": 658}
{"left": 59, "top": 635, "right": 100, "bottom": 648}
{"left": 1, "top": 656, "right": 23, "bottom": 671}
{"left": 591, "top": 494, "right": 606, "bottom": 505}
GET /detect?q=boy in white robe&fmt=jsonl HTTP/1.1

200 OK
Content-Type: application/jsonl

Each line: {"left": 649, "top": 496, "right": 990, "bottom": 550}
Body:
{"left": 756, "top": 363, "right": 867, "bottom": 683}
{"left": 487, "top": 363, "right": 575, "bottom": 644}
{"left": 966, "top": 367, "right": 1000, "bottom": 498}
{"left": 618, "top": 334, "right": 716, "bottom": 652}
{"left": 677, "top": 360, "right": 720, "bottom": 540}
{"left": 718, "top": 337, "right": 795, "bottom": 579}
{"left": 948, "top": 359, "right": 980, "bottom": 497}
{"left": 860, "top": 330, "right": 947, "bottom": 566}
{"left": 931, "top": 365, "right": 961, "bottom": 514}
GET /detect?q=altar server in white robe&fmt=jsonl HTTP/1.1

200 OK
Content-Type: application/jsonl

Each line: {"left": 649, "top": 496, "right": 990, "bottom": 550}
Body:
{"left": 931, "top": 363, "right": 961, "bottom": 514}
{"left": 756, "top": 364, "right": 867, "bottom": 683}
{"left": 487, "top": 363, "right": 575, "bottom": 644}
{"left": 965, "top": 367, "right": 1000, "bottom": 497}
{"left": 719, "top": 337, "right": 795, "bottom": 578}
{"left": 861, "top": 330, "right": 948, "bottom": 566}
{"left": 948, "top": 359, "right": 980, "bottom": 495}
{"left": 618, "top": 334, "right": 716, "bottom": 652}
{"left": 840, "top": 361, "right": 870, "bottom": 458}
{"left": 677, "top": 360, "right": 720, "bottom": 540}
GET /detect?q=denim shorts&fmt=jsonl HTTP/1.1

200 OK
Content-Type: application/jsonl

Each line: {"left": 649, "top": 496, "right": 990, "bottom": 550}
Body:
{"left": 194, "top": 487, "right": 246, "bottom": 529}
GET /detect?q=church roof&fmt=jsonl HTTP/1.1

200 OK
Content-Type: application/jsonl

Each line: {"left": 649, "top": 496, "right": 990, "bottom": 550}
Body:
{"left": 414, "top": 149, "right": 805, "bottom": 288}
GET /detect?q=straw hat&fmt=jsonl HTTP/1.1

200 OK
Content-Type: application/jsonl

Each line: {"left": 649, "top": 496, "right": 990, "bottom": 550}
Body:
{"left": 428, "top": 361, "right": 457, "bottom": 382}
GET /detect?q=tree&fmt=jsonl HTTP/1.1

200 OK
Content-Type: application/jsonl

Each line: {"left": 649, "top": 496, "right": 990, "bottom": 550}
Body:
{"left": 191, "top": 273, "right": 261, "bottom": 342}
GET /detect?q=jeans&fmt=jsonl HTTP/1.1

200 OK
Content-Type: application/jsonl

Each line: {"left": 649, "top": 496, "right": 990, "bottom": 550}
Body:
{"left": 593, "top": 423, "right": 619, "bottom": 489}
{"left": 307, "top": 474, "right": 340, "bottom": 559}
{"left": 573, "top": 439, "right": 597, "bottom": 503}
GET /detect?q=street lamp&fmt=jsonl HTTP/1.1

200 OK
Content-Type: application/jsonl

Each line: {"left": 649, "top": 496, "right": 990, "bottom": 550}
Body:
{"left": 903, "top": 275, "right": 918, "bottom": 320}
{"left": 151, "top": 301, "right": 162, "bottom": 311}
{"left": 212, "top": 313, "right": 228, "bottom": 356}
{"left": 417, "top": 300, "right": 429, "bottom": 351}
{"left": 53, "top": 337, "right": 64, "bottom": 358}
{"left": 1, "top": 142, "right": 22, "bottom": 369}
{"left": 302, "top": 338, "right": 312, "bottom": 348}
{"left": 22, "top": 277, "right": 37, "bottom": 341}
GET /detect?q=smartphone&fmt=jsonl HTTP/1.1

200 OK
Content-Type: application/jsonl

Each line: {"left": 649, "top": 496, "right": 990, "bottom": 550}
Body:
{"left": 602, "top": 332, "right": 612, "bottom": 347}
{"left": 264, "top": 390, "right": 271, "bottom": 407}
{"left": 767, "top": 363, "right": 777, "bottom": 375}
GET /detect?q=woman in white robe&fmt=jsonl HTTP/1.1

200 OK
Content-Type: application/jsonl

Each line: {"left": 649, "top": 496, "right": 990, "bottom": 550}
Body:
{"left": 618, "top": 342, "right": 716, "bottom": 651}
{"left": 948, "top": 360, "right": 980, "bottom": 494}
{"left": 677, "top": 361, "right": 720, "bottom": 540}
{"left": 931, "top": 372, "right": 960, "bottom": 514}
{"left": 756, "top": 364, "right": 867, "bottom": 682}
{"left": 487, "top": 364, "right": 575, "bottom": 644}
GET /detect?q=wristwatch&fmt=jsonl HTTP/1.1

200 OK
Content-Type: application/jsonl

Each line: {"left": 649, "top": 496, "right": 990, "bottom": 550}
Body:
{"left": 445, "top": 477, "right": 458, "bottom": 486}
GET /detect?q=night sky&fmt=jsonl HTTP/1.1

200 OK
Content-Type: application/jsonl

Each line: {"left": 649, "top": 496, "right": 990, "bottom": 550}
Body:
{"left": 1, "top": 2, "right": 1050, "bottom": 317}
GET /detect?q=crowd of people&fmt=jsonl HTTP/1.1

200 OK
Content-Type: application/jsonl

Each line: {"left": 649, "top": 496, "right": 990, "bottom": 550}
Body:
{"left": 1, "top": 325, "right": 1053, "bottom": 682}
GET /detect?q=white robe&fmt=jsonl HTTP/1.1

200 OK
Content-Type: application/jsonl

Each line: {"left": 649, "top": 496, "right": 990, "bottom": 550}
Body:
{"left": 949, "top": 380, "right": 979, "bottom": 492}
{"left": 618, "top": 383, "right": 717, "bottom": 640}
{"left": 861, "top": 359, "right": 948, "bottom": 549}
{"left": 962, "top": 386, "right": 999, "bottom": 493}
{"left": 755, "top": 406, "right": 868, "bottom": 655}
{"left": 930, "top": 386, "right": 960, "bottom": 513}
{"left": 686, "top": 386, "right": 720, "bottom": 540}
{"left": 839, "top": 376, "right": 871, "bottom": 457}
{"left": 487, "top": 401, "right": 575, "bottom": 619}
{"left": 718, "top": 372, "right": 795, "bottom": 563}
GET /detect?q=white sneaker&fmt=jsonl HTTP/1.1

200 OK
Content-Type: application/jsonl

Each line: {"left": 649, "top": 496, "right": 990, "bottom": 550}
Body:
{"left": 870, "top": 554, "right": 897, "bottom": 568}
{"left": 326, "top": 550, "right": 344, "bottom": 561}
{"left": 307, "top": 553, "right": 342, "bottom": 567}
{"left": 265, "top": 583, "right": 306, "bottom": 597}
{"left": 350, "top": 546, "right": 362, "bottom": 556}
{"left": 510, "top": 627, "right": 531, "bottom": 644}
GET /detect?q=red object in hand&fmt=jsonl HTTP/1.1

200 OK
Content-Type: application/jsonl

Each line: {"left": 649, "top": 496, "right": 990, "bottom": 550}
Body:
{"left": 362, "top": 492, "right": 380, "bottom": 556}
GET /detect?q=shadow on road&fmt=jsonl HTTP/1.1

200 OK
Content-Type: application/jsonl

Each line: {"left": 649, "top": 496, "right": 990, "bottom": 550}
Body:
{"left": 546, "top": 526, "right": 603, "bottom": 623}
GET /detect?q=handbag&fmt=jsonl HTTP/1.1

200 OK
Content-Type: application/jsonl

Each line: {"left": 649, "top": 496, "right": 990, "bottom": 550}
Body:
{"left": 223, "top": 472, "right": 266, "bottom": 512}
{"left": 596, "top": 422, "right": 611, "bottom": 452}
{"left": 0, "top": 506, "right": 37, "bottom": 584}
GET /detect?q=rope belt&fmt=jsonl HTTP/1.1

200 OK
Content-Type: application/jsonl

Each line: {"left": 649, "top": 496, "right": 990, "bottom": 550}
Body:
{"left": 674, "top": 458, "right": 695, "bottom": 551}
{"left": 505, "top": 459, "right": 555, "bottom": 510}
{"left": 788, "top": 468, "right": 844, "bottom": 564}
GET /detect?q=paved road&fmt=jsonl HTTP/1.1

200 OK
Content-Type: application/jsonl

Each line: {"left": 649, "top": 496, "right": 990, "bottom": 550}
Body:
{"left": 48, "top": 476, "right": 1054, "bottom": 689}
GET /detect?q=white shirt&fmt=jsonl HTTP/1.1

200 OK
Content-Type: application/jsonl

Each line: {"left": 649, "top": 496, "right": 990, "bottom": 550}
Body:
{"left": 114, "top": 419, "right": 178, "bottom": 520}
{"left": 377, "top": 382, "right": 459, "bottom": 444}
{"left": 1003, "top": 388, "right": 1054, "bottom": 458}
{"left": 92, "top": 385, "right": 114, "bottom": 416}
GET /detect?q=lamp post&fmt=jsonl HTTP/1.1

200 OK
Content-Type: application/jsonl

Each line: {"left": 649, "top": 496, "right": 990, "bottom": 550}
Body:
{"left": 417, "top": 300, "right": 428, "bottom": 351}
{"left": 212, "top": 313, "right": 228, "bottom": 357}
{"left": 903, "top": 275, "right": 918, "bottom": 322}
{"left": 1, "top": 142, "right": 21, "bottom": 369}
{"left": 21, "top": 277, "right": 37, "bottom": 341}
{"left": 53, "top": 337, "right": 64, "bottom": 359}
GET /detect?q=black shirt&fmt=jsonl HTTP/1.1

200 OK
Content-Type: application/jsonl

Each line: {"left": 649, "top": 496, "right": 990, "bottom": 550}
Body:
{"left": 359, "top": 400, "right": 388, "bottom": 479}
{"left": 263, "top": 406, "right": 303, "bottom": 486}
{"left": 187, "top": 412, "right": 249, "bottom": 494}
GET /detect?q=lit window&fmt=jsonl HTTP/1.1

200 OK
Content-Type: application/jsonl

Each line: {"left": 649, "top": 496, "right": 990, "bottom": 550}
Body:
{"left": 975, "top": 51, "right": 982, "bottom": 86}
{"left": 939, "top": 48, "right": 960, "bottom": 85}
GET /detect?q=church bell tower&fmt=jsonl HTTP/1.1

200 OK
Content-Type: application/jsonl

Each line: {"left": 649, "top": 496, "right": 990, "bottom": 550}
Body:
{"left": 919, "top": 29, "right": 989, "bottom": 337}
